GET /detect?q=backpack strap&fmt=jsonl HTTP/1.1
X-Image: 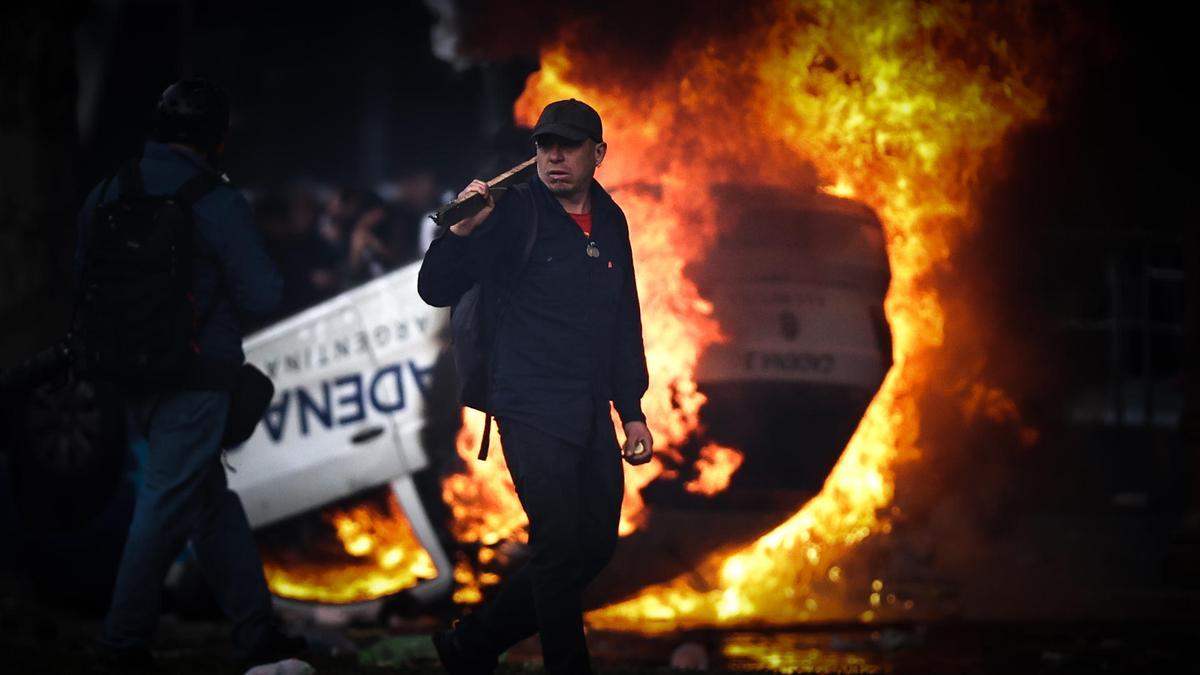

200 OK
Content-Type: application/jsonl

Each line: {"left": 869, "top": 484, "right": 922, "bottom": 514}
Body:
{"left": 478, "top": 413, "right": 494, "bottom": 461}
{"left": 477, "top": 183, "right": 540, "bottom": 461}
{"left": 514, "top": 183, "right": 540, "bottom": 271}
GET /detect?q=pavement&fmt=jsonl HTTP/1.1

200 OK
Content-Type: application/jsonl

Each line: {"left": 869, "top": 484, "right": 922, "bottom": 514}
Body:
{"left": 2, "top": 561, "right": 1195, "bottom": 675}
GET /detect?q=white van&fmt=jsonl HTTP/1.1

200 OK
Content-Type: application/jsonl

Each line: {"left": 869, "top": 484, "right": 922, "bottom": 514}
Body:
{"left": 586, "top": 184, "right": 893, "bottom": 603}
{"left": 229, "top": 262, "right": 456, "bottom": 607}
{"left": 689, "top": 184, "right": 892, "bottom": 497}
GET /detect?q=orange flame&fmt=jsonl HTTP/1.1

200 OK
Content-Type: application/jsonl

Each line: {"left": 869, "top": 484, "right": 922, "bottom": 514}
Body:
{"left": 262, "top": 492, "right": 437, "bottom": 604}
{"left": 495, "top": 0, "right": 1049, "bottom": 629}
{"left": 685, "top": 444, "right": 744, "bottom": 497}
{"left": 442, "top": 409, "right": 529, "bottom": 547}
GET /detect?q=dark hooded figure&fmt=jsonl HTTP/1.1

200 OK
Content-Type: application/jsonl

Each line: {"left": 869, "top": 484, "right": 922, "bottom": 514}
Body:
{"left": 75, "top": 79, "right": 305, "bottom": 671}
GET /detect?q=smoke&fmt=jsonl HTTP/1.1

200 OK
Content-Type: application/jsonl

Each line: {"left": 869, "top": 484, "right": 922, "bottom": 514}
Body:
{"left": 867, "top": 5, "right": 1139, "bottom": 617}
{"left": 425, "top": 0, "right": 768, "bottom": 69}
{"left": 423, "top": 0, "right": 469, "bottom": 70}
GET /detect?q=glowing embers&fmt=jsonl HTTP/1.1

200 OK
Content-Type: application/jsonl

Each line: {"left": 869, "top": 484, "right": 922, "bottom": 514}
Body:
{"left": 441, "top": 408, "right": 529, "bottom": 548}
{"left": 258, "top": 487, "right": 436, "bottom": 604}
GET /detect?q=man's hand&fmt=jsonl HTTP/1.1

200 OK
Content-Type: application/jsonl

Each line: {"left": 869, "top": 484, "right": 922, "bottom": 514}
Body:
{"left": 448, "top": 179, "right": 495, "bottom": 237}
{"left": 622, "top": 421, "right": 654, "bottom": 466}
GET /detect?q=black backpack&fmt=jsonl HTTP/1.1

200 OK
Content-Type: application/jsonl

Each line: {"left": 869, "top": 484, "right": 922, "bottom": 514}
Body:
{"left": 450, "top": 183, "right": 539, "bottom": 459}
{"left": 72, "top": 160, "right": 221, "bottom": 388}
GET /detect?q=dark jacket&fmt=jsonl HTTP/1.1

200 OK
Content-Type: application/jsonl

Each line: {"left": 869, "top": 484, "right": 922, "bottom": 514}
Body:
{"left": 76, "top": 141, "right": 283, "bottom": 365}
{"left": 418, "top": 174, "right": 648, "bottom": 447}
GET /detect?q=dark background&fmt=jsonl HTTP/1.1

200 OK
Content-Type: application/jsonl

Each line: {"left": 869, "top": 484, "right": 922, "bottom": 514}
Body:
{"left": 2, "top": 0, "right": 542, "bottom": 362}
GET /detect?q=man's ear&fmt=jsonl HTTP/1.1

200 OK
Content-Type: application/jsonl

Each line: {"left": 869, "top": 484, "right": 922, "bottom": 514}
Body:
{"left": 594, "top": 141, "right": 607, "bottom": 168}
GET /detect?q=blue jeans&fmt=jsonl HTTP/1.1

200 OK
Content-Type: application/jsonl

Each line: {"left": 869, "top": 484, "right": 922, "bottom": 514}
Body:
{"left": 101, "top": 390, "right": 272, "bottom": 651}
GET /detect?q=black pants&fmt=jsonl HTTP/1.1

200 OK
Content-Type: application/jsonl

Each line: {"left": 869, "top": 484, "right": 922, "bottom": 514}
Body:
{"left": 461, "top": 412, "right": 624, "bottom": 674}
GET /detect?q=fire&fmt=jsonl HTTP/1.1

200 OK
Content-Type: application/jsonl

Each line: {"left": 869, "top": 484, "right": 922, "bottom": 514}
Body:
{"left": 685, "top": 443, "right": 744, "bottom": 497}
{"left": 441, "top": 408, "right": 529, "bottom": 546}
{"left": 494, "top": 0, "right": 1050, "bottom": 629}
{"left": 262, "top": 492, "right": 437, "bottom": 604}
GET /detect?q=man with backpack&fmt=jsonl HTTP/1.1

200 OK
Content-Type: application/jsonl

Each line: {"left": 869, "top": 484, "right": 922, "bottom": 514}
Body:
{"left": 419, "top": 98, "right": 653, "bottom": 675}
{"left": 75, "top": 79, "right": 304, "bottom": 671}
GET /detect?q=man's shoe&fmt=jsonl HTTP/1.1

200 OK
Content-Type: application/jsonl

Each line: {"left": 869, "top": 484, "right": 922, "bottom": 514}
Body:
{"left": 431, "top": 623, "right": 497, "bottom": 674}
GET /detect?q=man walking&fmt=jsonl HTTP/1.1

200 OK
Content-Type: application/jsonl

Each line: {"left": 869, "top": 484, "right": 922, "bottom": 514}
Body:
{"left": 419, "top": 98, "right": 654, "bottom": 674}
{"left": 77, "top": 79, "right": 304, "bottom": 671}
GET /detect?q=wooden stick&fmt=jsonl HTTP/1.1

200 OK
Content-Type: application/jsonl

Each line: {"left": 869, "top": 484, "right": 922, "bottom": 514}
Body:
{"left": 431, "top": 157, "right": 537, "bottom": 225}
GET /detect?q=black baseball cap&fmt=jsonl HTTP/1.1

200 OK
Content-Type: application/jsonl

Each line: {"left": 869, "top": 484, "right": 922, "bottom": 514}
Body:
{"left": 532, "top": 98, "right": 603, "bottom": 143}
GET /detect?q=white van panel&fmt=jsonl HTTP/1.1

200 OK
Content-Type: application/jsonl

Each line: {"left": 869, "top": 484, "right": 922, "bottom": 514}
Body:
{"left": 227, "top": 262, "right": 450, "bottom": 529}
{"left": 695, "top": 281, "right": 887, "bottom": 388}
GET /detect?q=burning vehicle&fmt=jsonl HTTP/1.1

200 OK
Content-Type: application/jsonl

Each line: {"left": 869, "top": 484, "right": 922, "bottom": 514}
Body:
{"left": 0, "top": 177, "right": 891, "bottom": 618}
{"left": 0, "top": 1, "right": 1105, "bottom": 655}
{"left": 582, "top": 182, "right": 893, "bottom": 602}
{"left": 218, "top": 179, "right": 891, "bottom": 613}
{"left": 640, "top": 182, "right": 891, "bottom": 499}
{"left": 224, "top": 262, "right": 458, "bottom": 611}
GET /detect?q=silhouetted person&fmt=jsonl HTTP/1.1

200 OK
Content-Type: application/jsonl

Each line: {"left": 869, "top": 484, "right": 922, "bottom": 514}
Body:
{"left": 75, "top": 79, "right": 305, "bottom": 671}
